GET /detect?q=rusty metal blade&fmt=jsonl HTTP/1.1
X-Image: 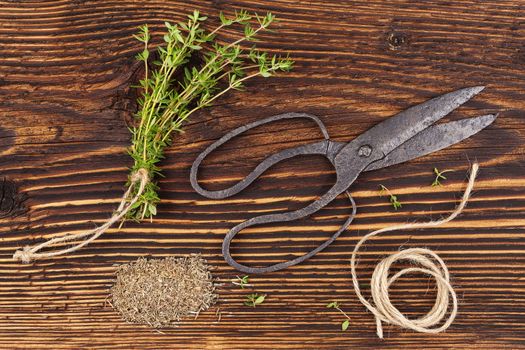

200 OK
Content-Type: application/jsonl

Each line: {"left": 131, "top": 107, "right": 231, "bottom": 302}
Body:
{"left": 365, "top": 114, "right": 497, "bottom": 171}
{"left": 354, "top": 86, "right": 486, "bottom": 157}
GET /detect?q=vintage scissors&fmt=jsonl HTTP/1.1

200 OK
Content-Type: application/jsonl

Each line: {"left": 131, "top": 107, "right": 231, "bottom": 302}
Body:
{"left": 190, "top": 86, "right": 497, "bottom": 274}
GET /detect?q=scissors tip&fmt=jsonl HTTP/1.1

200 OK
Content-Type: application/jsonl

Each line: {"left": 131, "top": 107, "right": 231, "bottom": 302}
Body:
{"left": 467, "top": 113, "right": 498, "bottom": 132}
{"left": 483, "top": 112, "right": 498, "bottom": 124}
{"left": 464, "top": 85, "right": 485, "bottom": 96}
{"left": 473, "top": 85, "right": 485, "bottom": 91}
{"left": 445, "top": 85, "right": 486, "bottom": 109}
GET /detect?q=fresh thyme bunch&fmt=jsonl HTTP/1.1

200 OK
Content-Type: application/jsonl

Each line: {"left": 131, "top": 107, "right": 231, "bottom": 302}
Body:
{"left": 11, "top": 9, "right": 293, "bottom": 262}
{"left": 128, "top": 10, "right": 293, "bottom": 220}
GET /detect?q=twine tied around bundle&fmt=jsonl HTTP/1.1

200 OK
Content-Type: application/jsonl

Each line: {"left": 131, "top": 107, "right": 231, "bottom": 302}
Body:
{"left": 351, "top": 163, "right": 479, "bottom": 338}
{"left": 13, "top": 169, "right": 149, "bottom": 263}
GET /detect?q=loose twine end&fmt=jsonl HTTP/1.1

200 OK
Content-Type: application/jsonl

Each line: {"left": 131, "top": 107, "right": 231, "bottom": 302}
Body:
{"left": 351, "top": 162, "right": 479, "bottom": 339}
{"left": 13, "top": 168, "right": 150, "bottom": 263}
{"left": 13, "top": 246, "right": 33, "bottom": 264}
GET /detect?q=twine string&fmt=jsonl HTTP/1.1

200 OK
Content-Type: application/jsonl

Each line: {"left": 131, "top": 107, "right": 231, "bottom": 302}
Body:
{"left": 13, "top": 168, "right": 149, "bottom": 263}
{"left": 351, "top": 163, "right": 479, "bottom": 338}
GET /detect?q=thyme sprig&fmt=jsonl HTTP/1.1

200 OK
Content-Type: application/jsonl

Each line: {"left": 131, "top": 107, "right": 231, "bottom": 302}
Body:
{"left": 245, "top": 293, "right": 266, "bottom": 307}
{"left": 232, "top": 275, "right": 251, "bottom": 289}
{"left": 128, "top": 10, "right": 293, "bottom": 220}
{"left": 326, "top": 301, "right": 351, "bottom": 331}
{"left": 379, "top": 184, "right": 402, "bottom": 210}
{"left": 431, "top": 168, "right": 453, "bottom": 187}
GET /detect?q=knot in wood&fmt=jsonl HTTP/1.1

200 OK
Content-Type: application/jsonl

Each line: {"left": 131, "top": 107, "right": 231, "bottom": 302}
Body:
{"left": 387, "top": 31, "right": 408, "bottom": 50}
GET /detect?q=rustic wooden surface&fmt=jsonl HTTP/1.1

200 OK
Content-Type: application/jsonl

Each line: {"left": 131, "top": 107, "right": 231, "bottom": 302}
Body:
{"left": 1, "top": 0, "right": 524, "bottom": 349}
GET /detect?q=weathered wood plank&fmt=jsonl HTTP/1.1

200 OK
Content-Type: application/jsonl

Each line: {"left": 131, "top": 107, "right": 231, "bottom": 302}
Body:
{"left": 1, "top": 0, "right": 524, "bottom": 348}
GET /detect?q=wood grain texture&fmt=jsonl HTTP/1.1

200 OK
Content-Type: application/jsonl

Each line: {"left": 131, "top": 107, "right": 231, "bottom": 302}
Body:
{"left": 1, "top": 0, "right": 524, "bottom": 348}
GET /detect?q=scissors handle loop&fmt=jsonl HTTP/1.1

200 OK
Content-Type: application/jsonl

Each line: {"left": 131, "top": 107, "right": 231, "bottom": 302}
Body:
{"left": 223, "top": 188, "right": 356, "bottom": 274}
{"left": 190, "top": 113, "right": 330, "bottom": 199}
{"left": 191, "top": 112, "right": 363, "bottom": 274}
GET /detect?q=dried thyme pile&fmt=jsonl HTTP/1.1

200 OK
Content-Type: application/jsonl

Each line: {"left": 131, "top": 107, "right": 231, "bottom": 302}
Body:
{"left": 110, "top": 255, "right": 217, "bottom": 328}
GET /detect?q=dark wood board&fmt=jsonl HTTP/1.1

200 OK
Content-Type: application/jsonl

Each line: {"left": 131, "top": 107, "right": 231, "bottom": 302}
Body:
{"left": 1, "top": 0, "right": 524, "bottom": 349}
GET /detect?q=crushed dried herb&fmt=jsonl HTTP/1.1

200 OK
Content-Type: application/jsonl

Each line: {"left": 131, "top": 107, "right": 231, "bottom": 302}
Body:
{"left": 110, "top": 254, "right": 217, "bottom": 328}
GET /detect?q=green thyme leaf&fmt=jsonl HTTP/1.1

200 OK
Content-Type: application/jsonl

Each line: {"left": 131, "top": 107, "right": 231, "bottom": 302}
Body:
{"left": 244, "top": 293, "right": 266, "bottom": 307}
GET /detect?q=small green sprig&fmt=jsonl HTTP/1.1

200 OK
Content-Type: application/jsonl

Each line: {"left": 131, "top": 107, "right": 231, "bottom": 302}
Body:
{"left": 326, "top": 301, "right": 351, "bottom": 331}
{"left": 379, "top": 184, "right": 402, "bottom": 210}
{"left": 431, "top": 168, "right": 453, "bottom": 187}
{"left": 232, "top": 275, "right": 250, "bottom": 289}
{"left": 245, "top": 293, "right": 266, "bottom": 307}
{"left": 127, "top": 10, "right": 293, "bottom": 220}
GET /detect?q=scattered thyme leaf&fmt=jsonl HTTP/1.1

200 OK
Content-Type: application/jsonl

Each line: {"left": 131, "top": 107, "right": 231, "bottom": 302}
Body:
{"left": 245, "top": 293, "right": 266, "bottom": 307}
{"left": 326, "top": 301, "right": 351, "bottom": 331}
{"left": 431, "top": 168, "right": 454, "bottom": 187}
{"left": 326, "top": 301, "right": 340, "bottom": 309}
{"left": 379, "top": 184, "right": 402, "bottom": 210}
{"left": 232, "top": 275, "right": 250, "bottom": 289}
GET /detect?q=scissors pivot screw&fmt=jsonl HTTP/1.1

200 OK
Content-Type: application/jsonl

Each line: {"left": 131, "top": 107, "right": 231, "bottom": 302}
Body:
{"left": 358, "top": 145, "right": 373, "bottom": 157}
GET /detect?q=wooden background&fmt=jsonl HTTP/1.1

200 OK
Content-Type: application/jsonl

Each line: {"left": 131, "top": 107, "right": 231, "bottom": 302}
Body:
{"left": 1, "top": 0, "right": 524, "bottom": 349}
